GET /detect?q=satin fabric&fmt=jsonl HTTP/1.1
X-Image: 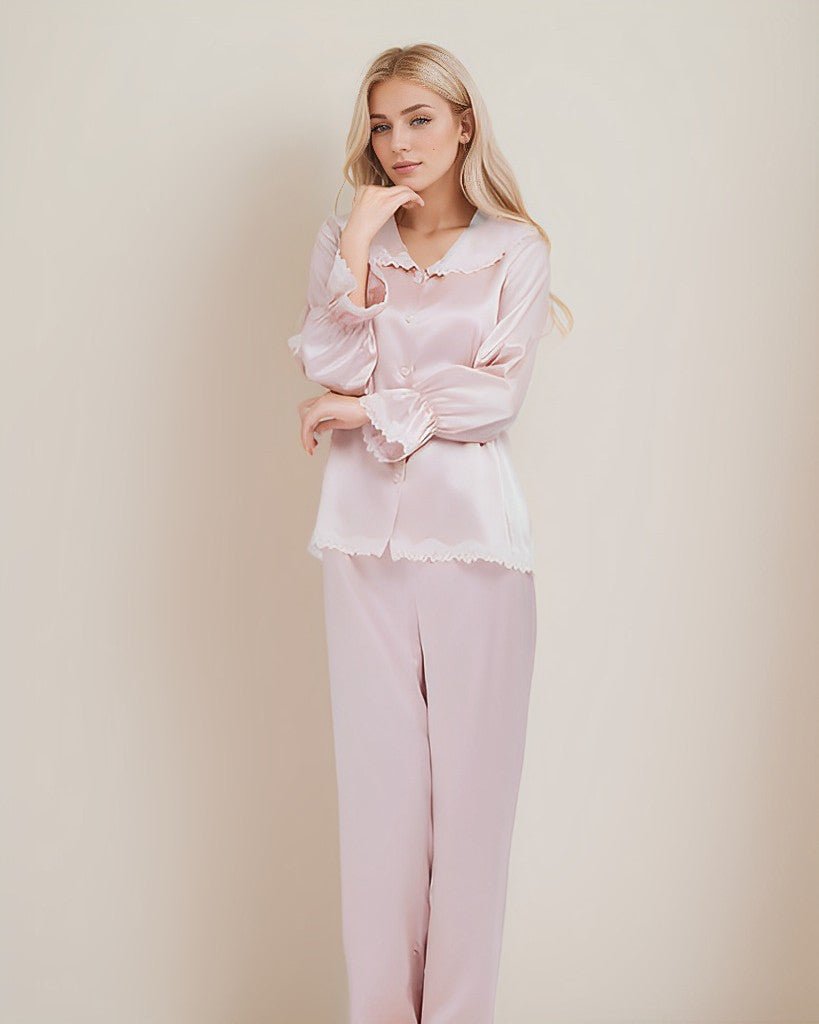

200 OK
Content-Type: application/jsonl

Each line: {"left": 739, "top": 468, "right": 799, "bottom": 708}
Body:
{"left": 321, "top": 546, "right": 537, "bottom": 1023}
{"left": 288, "top": 207, "right": 553, "bottom": 573}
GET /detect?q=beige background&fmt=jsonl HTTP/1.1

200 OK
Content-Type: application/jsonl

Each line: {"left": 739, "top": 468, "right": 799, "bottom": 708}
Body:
{"left": 2, "top": 2, "right": 817, "bottom": 1022}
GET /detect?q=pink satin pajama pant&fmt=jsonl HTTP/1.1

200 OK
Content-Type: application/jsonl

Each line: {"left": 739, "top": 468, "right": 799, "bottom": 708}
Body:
{"left": 320, "top": 547, "right": 537, "bottom": 1024}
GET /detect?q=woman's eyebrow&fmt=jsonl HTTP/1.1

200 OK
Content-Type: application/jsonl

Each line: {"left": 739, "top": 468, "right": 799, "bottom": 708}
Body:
{"left": 369, "top": 103, "right": 435, "bottom": 120}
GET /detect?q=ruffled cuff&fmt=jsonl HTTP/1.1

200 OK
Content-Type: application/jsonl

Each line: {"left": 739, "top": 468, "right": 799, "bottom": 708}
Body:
{"left": 358, "top": 389, "right": 437, "bottom": 463}
{"left": 326, "top": 250, "right": 388, "bottom": 325}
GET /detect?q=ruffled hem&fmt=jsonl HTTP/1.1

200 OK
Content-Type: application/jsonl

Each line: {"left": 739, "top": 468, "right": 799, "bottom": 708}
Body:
{"left": 326, "top": 250, "right": 389, "bottom": 322}
{"left": 360, "top": 421, "right": 406, "bottom": 462}
{"left": 308, "top": 536, "right": 386, "bottom": 559}
{"left": 308, "top": 535, "right": 533, "bottom": 574}
{"left": 358, "top": 391, "right": 437, "bottom": 463}
{"left": 387, "top": 541, "right": 533, "bottom": 573}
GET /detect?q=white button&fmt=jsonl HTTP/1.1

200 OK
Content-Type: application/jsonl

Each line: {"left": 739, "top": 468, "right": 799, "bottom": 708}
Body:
{"left": 399, "top": 365, "right": 411, "bottom": 377}
{"left": 392, "top": 471, "right": 402, "bottom": 482}
{"left": 405, "top": 314, "right": 414, "bottom": 323}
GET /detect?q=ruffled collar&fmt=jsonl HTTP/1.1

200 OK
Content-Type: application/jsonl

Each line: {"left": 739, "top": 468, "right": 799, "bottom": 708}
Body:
{"left": 334, "top": 207, "right": 535, "bottom": 277}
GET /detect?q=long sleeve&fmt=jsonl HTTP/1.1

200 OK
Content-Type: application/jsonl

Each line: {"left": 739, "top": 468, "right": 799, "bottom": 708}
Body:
{"left": 287, "top": 215, "right": 389, "bottom": 396}
{"left": 358, "top": 233, "right": 552, "bottom": 463}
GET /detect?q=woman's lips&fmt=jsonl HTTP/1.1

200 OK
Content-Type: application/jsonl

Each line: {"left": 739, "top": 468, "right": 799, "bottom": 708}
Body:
{"left": 394, "top": 162, "right": 421, "bottom": 174}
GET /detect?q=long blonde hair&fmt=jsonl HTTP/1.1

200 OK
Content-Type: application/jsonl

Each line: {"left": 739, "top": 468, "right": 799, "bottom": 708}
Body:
{"left": 333, "top": 42, "right": 574, "bottom": 336}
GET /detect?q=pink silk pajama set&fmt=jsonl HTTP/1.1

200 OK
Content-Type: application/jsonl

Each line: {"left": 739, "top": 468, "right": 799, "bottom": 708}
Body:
{"left": 288, "top": 206, "right": 553, "bottom": 1024}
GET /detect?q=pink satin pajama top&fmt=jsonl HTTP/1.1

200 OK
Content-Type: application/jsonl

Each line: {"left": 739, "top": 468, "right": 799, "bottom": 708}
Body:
{"left": 287, "top": 206, "right": 554, "bottom": 573}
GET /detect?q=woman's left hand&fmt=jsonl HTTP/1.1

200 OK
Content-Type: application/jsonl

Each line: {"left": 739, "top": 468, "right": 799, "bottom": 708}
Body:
{"left": 298, "top": 392, "right": 369, "bottom": 456}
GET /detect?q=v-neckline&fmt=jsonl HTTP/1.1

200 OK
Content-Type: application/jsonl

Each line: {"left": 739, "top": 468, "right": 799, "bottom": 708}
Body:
{"left": 390, "top": 207, "right": 480, "bottom": 274}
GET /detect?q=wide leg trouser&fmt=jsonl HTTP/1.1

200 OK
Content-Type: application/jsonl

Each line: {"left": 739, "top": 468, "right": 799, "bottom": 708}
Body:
{"left": 320, "top": 547, "right": 537, "bottom": 1024}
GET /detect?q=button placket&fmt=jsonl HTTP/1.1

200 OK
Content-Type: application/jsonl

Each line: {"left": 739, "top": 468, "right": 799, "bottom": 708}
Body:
{"left": 404, "top": 266, "right": 429, "bottom": 323}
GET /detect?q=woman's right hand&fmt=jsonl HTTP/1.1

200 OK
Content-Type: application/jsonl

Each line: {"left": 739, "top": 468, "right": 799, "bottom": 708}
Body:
{"left": 341, "top": 184, "right": 425, "bottom": 247}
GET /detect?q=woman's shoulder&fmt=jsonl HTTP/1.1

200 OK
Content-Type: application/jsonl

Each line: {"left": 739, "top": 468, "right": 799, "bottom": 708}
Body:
{"left": 483, "top": 213, "right": 546, "bottom": 254}
{"left": 455, "top": 211, "right": 547, "bottom": 275}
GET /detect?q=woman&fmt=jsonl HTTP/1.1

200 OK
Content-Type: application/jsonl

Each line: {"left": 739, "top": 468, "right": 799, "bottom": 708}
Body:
{"left": 288, "top": 42, "right": 572, "bottom": 1024}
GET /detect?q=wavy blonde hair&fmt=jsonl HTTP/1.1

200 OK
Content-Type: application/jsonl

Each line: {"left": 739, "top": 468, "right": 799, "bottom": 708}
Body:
{"left": 332, "top": 42, "right": 573, "bottom": 336}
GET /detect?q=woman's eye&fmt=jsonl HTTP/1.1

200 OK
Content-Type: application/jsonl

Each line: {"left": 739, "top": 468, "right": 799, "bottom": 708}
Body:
{"left": 371, "top": 116, "right": 431, "bottom": 134}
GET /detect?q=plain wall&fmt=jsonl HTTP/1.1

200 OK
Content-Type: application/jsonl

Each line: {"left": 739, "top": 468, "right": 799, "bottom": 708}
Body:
{"left": 1, "top": 1, "right": 817, "bottom": 1022}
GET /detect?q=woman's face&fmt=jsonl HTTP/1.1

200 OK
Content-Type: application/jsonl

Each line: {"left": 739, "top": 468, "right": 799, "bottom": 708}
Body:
{"left": 368, "top": 78, "right": 470, "bottom": 192}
